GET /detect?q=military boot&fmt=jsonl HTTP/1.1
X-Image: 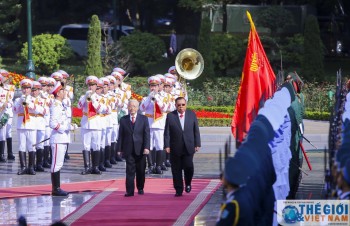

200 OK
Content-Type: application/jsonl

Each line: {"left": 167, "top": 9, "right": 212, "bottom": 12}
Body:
{"left": 17, "top": 152, "right": 27, "bottom": 175}
{"left": 6, "top": 138, "right": 15, "bottom": 160}
{"left": 81, "top": 150, "right": 91, "bottom": 175}
{"left": 27, "top": 152, "right": 36, "bottom": 175}
{"left": 51, "top": 171, "right": 69, "bottom": 196}
{"left": 36, "top": 149, "right": 45, "bottom": 172}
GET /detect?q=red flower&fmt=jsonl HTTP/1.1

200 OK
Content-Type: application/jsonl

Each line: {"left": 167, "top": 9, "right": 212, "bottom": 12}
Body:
{"left": 194, "top": 110, "right": 231, "bottom": 119}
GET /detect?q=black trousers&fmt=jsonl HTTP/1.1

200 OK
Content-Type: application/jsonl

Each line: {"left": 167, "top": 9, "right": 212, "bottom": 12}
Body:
{"left": 170, "top": 152, "right": 194, "bottom": 194}
{"left": 125, "top": 153, "right": 146, "bottom": 194}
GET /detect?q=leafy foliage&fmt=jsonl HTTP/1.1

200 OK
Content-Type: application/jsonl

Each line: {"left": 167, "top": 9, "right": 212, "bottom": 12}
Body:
{"left": 19, "top": 34, "right": 73, "bottom": 74}
{"left": 119, "top": 31, "right": 166, "bottom": 74}
{"left": 0, "top": 0, "right": 21, "bottom": 35}
{"left": 178, "top": 0, "right": 214, "bottom": 11}
{"left": 302, "top": 15, "right": 325, "bottom": 81}
{"left": 257, "top": 6, "right": 295, "bottom": 34}
{"left": 211, "top": 33, "right": 244, "bottom": 75}
{"left": 197, "top": 18, "right": 215, "bottom": 82}
{"left": 85, "top": 15, "right": 103, "bottom": 77}
{"left": 281, "top": 34, "right": 304, "bottom": 69}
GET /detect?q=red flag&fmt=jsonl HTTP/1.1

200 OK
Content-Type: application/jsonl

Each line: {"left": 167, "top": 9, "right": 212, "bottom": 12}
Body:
{"left": 87, "top": 101, "right": 97, "bottom": 118}
{"left": 231, "top": 11, "right": 276, "bottom": 144}
{"left": 154, "top": 102, "right": 163, "bottom": 121}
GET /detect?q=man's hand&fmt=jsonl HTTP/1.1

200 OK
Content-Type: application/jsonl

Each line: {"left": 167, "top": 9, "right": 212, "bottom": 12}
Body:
{"left": 195, "top": 147, "right": 200, "bottom": 153}
{"left": 165, "top": 147, "right": 170, "bottom": 153}
{"left": 143, "top": 149, "right": 149, "bottom": 155}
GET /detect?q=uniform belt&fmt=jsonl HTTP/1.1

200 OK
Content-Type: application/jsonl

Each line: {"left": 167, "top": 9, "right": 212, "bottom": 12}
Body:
{"left": 18, "top": 113, "right": 44, "bottom": 117}
{"left": 112, "top": 110, "right": 118, "bottom": 112}
{"left": 145, "top": 114, "right": 154, "bottom": 118}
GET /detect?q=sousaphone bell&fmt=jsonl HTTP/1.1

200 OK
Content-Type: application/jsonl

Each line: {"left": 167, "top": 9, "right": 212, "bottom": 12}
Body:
{"left": 175, "top": 48, "right": 204, "bottom": 80}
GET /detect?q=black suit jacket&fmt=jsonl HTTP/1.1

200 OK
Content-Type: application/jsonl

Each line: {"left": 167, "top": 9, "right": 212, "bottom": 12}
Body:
{"left": 164, "top": 109, "right": 201, "bottom": 156}
{"left": 117, "top": 114, "right": 150, "bottom": 156}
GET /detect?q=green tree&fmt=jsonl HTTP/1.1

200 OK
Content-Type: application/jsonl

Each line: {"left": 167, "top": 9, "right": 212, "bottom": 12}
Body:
{"left": 257, "top": 6, "right": 295, "bottom": 35}
{"left": 302, "top": 15, "right": 325, "bottom": 81}
{"left": 211, "top": 33, "right": 244, "bottom": 76}
{"left": 19, "top": 34, "right": 73, "bottom": 74}
{"left": 197, "top": 18, "right": 214, "bottom": 81}
{"left": 0, "top": 0, "right": 21, "bottom": 35}
{"left": 85, "top": 15, "right": 103, "bottom": 77}
{"left": 119, "top": 31, "right": 165, "bottom": 74}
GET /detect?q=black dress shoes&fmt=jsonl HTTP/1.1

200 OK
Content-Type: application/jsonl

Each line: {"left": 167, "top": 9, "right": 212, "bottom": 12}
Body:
{"left": 185, "top": 185, "right": 191, "bottom": 193}
{"left": 124, "top": 193, "right": 134, "bottom": 197}
{"left": 138, "top": 190, "right": 144, "bottom": 195}
{"left": 175, "top": 192, "right": 182, "bottom": 197}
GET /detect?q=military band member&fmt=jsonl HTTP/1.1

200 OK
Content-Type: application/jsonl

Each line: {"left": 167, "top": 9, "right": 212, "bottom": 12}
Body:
{"left": 96, "top": 79, "right": 109, "bottom": 172}
{"left": 78, "top": 76, "right": 106, "bottom": 175}
{"left": 167, "top": 66, "right": 187, "bottom": 101}
{"left": 13, "top": 79, "right": 44, "bottom": 175}
{"left": 106, "top": 75, "right": 122, "bottom": 164}
{"left": 113, "top": 67, "right": 132, "bottom": 100}
{"left": 49, "top": 81, "right": 72, "bottom": 196}
{"left": 111, "top": 71, "right": 127, "bottom": 162}
{"left": 100, "top": 77, "right": 113, "bottom": 168}
{"left": 31, "top": 81, "right": 48, "bottom": 172}
{"left": 58, "top": 69, "right": 74, "bottom": 160}
{"left": 0, "top": 69, "right": 15, "bottom": 161}
{"left": 140, "top": 76, "right": 168, "bottom": 174}
{"left": 0, "top": 74, "right": 11, "bottom": 162}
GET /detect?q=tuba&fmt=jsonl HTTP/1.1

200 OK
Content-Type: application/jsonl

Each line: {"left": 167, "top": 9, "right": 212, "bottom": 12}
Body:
{"left": 175, "top": 48, "right": 204, "bottom": 80}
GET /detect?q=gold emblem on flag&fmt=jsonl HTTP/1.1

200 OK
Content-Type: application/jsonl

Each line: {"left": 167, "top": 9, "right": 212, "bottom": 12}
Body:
{"left": 250, "top": 52, "right": 258, "bottom": 72}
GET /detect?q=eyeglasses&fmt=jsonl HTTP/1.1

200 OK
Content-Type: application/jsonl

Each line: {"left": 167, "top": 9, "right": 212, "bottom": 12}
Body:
{"left": 177, "top": 104, "right": 186, "bottom": 106}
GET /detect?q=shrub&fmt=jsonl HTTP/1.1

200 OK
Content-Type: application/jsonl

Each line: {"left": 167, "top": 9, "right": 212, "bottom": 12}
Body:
{"left": 211, "top": 33, "right": 244, "bottom": 76}
{"left": 119, "top": 31, "right": 166, "bottom": 74}
{"left": 19, "top": 34, "right": 73, "bottom": 74}
{"left": 85, "top": 15, "right": 103, "bottom": 77}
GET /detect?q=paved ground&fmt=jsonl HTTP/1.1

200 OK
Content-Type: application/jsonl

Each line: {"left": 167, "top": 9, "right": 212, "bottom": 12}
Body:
{"left": 0, "top": 119, "right": 329, "bottom": 225}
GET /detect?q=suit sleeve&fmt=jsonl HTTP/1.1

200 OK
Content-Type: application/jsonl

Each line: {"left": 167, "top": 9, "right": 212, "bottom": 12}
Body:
{"left": 164, "top": 114, "right": 170, "bottom": 148}
{"left": 143, "top": 116, "right": 150, "bottom": 150}
{"left": 117, "top": 119, "right": 124, "bottom": 152}
{"left": 193, "top": 112, "right": 201, "bottom": 147}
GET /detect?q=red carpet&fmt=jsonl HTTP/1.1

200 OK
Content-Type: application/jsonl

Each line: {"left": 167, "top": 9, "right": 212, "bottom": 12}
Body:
{"left": 63, "top": 178, "right": 221, "bottom": 226}
{"left": 0, "top": 179, "right": 115, "bottom": 199}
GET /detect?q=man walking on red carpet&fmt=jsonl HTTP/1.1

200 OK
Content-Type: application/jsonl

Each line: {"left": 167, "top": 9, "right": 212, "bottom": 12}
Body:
{"left": 118, "top": 99, "right": 150, "bottom": 196}
{"left": 164, "top": 97, "right": 201, "bottom": 197}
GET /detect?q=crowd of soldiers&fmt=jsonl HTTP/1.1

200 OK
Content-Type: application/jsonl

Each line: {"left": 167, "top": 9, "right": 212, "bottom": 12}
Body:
{"left": 217, "top": 74, "right": 305, "bottom": 226}
{"left": 0, "top": 66, "right": 187, "bottom": 177}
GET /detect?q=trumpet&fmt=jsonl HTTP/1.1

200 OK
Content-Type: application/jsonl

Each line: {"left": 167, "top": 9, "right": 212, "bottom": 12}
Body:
{"left": 85, "top": 90, "right": 94, "bottom": 102}
{"left": 22, "top": 95, "right": 30, "bottom": 106}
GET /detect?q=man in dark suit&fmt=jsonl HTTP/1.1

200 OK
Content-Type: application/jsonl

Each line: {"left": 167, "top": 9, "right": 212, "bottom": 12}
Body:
{"left": 117, "top": 99, "right": 150, "bottom": 197}
{"left": 164, "top": 97, "right": 201, "bottom": 196}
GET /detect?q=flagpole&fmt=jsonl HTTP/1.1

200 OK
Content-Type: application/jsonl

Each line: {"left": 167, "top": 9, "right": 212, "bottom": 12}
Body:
{"left": 246, "top": 11, "right": 256, "bottom": 31}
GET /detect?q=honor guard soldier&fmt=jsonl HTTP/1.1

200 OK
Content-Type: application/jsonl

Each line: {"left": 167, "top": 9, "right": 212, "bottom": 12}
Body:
{"left": 106, "top": 75, "right": 122, "bottom": 164}
{"left": 140, "top": 76, "right": 168, "bottom": 174}
{"left": 0, "top": 74, "right": 11, "bottom": 162}
{"left": 217, "top": 155, "right": 255, "bottom": 226}
{"left": 31, "top": 81, "right": 48, "bottom": 172}
{"left": 13, "top": 79, "right": 44, "bottom": 175}
{"left": 78, "top": 76, "right": 106, "bottom": 175}
{"left": 58, "top": 70, "right": 74, "bottom": 160}
{"left": 0, "top": 69, "right": 15, "bottom": 161}
{"left": 111, "top": 71, "right": 127, "bottom": 162}
{"left": 49, "top": 81, "right": 74, "bottom": 196}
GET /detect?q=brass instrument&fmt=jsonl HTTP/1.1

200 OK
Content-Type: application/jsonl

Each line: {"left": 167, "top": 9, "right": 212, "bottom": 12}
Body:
{"left": 85, "top": 90, "right": 94, "bottom": 102}
{"left": 175, "top": 48, "right": 204, "bottom": 80}
{"left": 22, "top": 95, "right": 30, "bottom": 106}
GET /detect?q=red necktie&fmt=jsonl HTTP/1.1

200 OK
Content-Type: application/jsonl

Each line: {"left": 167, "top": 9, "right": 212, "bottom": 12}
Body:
{"left": 132, "top": 116, "right": 135, "bottom": 124}
{"left": 180, "top": 114, "right": 183, "bottom": 118}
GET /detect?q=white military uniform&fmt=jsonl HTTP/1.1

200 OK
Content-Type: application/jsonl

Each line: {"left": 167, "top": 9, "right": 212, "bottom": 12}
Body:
{"left": 50, "top": 98, "right": 71, "bottom": 173}
{"left": 139, "top": 76, "right": 168, "bottom": 151}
